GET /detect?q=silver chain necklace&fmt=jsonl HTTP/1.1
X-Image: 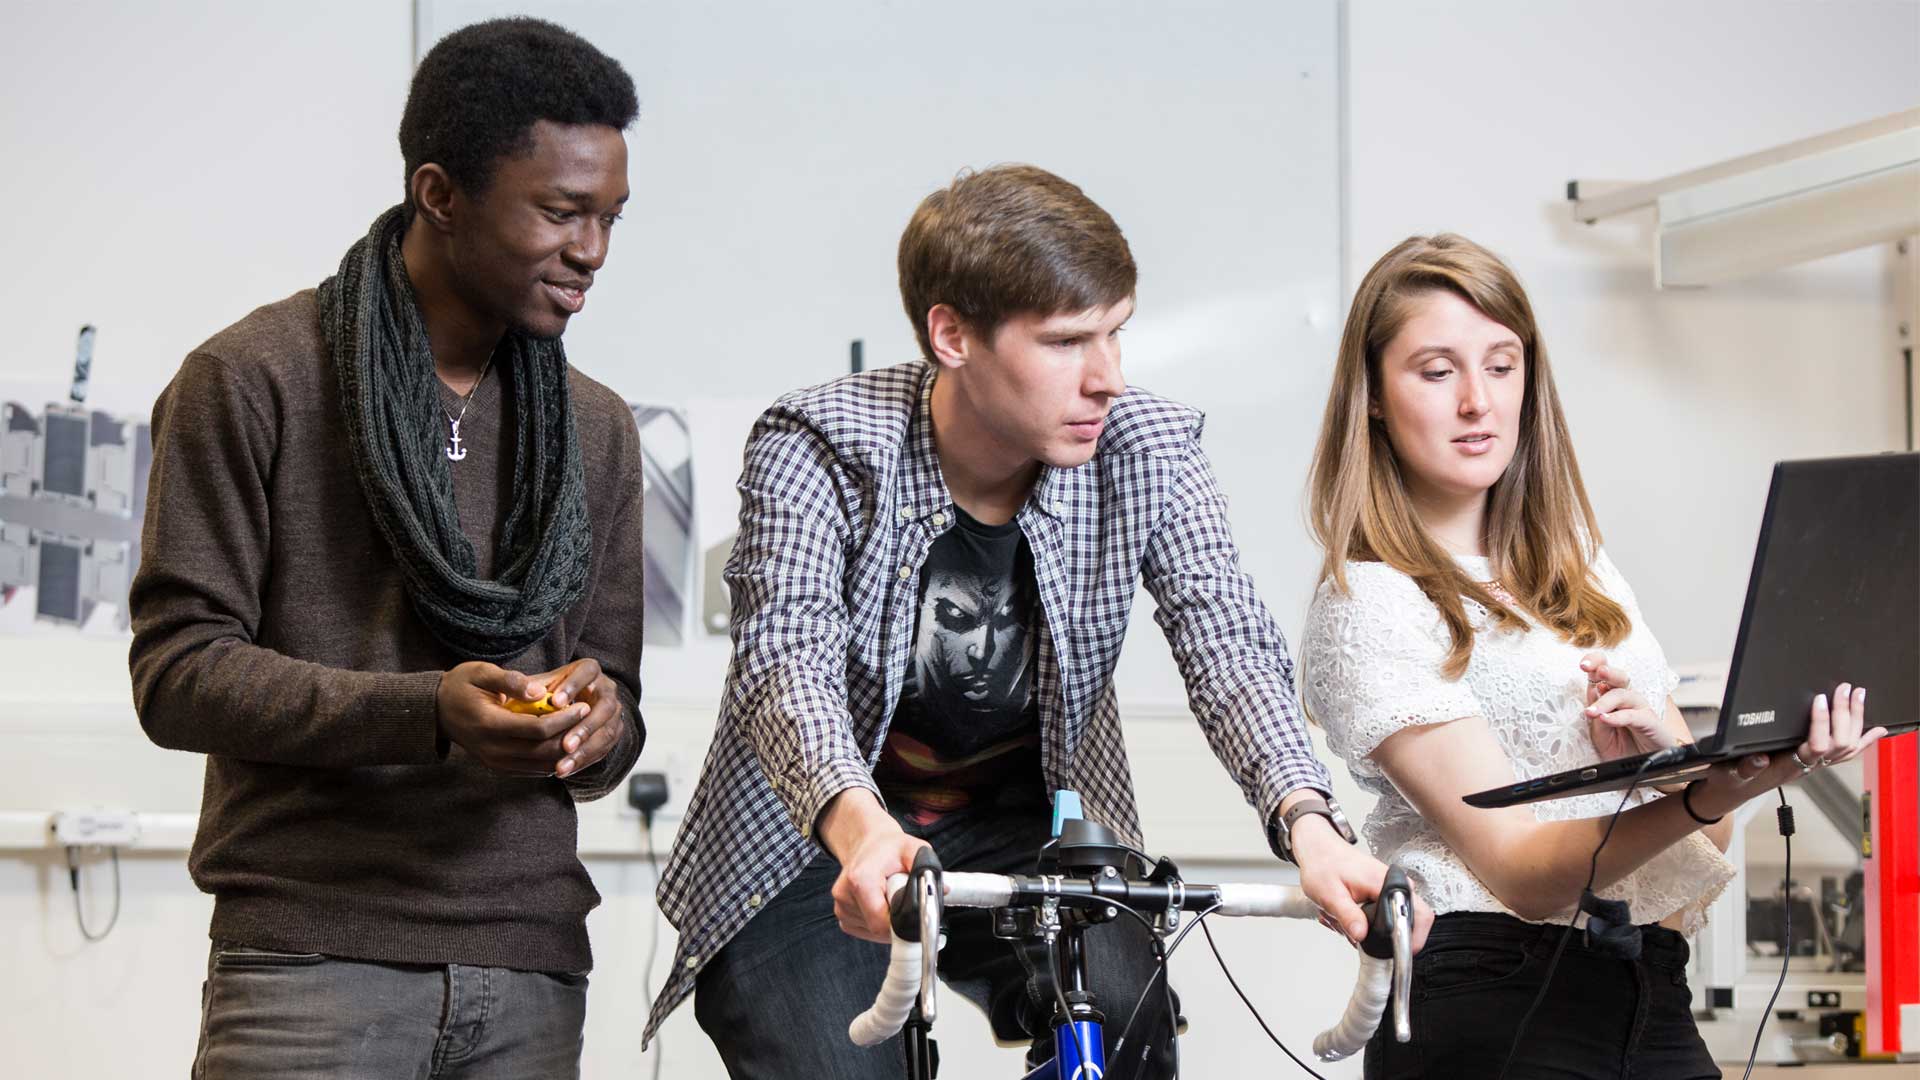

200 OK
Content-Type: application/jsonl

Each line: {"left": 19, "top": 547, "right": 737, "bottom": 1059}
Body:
{"left": 440, "top": 359, "right": 493, "bottom": 462}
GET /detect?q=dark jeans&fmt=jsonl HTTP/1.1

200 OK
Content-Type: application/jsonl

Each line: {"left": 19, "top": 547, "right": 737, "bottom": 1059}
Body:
{"left": 1365, "top": 912, "right": 1719, "bottom": 1080}
{"left": 695, "top": 801, "right": 1179, "bottom": 1079}
{"left": 192, "top": 940, "right": 588, "bottom": 1079}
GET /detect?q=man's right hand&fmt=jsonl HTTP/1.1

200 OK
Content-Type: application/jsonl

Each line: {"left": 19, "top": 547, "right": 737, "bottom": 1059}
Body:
{"left": 817, "top": 788, "right": 930, "bottom": 943}
{"left": 436, "top": 661, "right": 586, "bottom": 776}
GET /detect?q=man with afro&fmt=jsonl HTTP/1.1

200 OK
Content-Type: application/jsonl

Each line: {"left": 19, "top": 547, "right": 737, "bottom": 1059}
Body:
{"left": 131, "top": 18, "right": 646, "bottom": 1077}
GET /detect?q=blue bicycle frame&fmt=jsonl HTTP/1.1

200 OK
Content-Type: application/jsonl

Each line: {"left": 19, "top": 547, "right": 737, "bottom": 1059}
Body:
{"left": 1024, "top": 1018, "right": 1104, "bottom": 1080}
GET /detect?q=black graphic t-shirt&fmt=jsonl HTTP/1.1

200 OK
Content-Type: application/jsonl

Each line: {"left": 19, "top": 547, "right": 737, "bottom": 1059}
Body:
{"left": 873, "top": 506, "right": 1046, "bottom": 823}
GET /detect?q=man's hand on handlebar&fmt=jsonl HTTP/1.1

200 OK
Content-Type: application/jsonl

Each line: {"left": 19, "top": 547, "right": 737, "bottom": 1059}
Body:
{"left": 817, "top": 788, "right": 931, "bottom": 944}
{"left": 1290, "top": 812, "right": 1434, "bottom": 953}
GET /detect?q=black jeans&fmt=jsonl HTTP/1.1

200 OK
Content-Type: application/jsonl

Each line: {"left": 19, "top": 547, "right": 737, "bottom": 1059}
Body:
{"left": 694, "top": 800, "right": 1179, "bottom": 1079}
{"left": 1365, "top": 911, "right": 1719, "bottom": 1079}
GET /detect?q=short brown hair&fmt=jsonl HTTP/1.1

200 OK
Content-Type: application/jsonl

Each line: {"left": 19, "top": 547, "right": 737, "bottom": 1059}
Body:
{"left": 897, "top": 165, "right": 1137, "bottom": 360}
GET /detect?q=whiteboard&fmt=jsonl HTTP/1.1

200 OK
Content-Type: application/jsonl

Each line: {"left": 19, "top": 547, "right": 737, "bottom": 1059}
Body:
{"left": 0, "top": 0, "right": 1341, "bottom": 865}
{"left": 419, "top": 0, "right": 1347, "bottom": 706}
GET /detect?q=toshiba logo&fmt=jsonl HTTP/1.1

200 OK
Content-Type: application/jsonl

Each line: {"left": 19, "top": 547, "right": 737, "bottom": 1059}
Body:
{"left": 1736, "top": 710, "right": 1776, "bottom": 727}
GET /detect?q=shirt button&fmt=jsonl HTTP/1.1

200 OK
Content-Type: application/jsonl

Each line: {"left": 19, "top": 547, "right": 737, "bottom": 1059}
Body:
{"left": 1052, "top": 500, "right": 1066, "bottom": 514}
{"left": 898, "top": 507, "right": 915, "bottom": 521}
{"left": 747, "top": 893, "right": 763, "bottom": 909}
{"left": 898, "top": 565, "right": 912, "bottom": 580}
{"left": 930, "top": 511, "right": 947, "bottom": 527}
{"left": 684, "top": 956, "right": 700, "bottom": 970}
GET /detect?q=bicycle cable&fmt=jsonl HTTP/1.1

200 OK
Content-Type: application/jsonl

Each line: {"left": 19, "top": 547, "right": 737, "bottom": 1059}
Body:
{"left": 1105, "top": 904, "right": 1175, "bottom": 1080}
{"left": 1134, "top": 899, "right": 1216, "bottom": 1080}
{"left": 1158, "top": 899, "right": 1219, "bottom": 1080}
{"left": 1199, "top": 917, "right": 1329, "bottom": 1080}
{"left": 1030, "top": 837, "right": 1169, "bottom": 1077}
{"left": 1054, "top": 891, "right": 1218, "bottom": 1080}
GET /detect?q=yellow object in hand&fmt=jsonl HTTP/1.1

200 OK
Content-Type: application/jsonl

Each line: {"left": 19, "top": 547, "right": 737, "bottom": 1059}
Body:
{"left": 504, "top": 693, "right": 560, "bottom": 716}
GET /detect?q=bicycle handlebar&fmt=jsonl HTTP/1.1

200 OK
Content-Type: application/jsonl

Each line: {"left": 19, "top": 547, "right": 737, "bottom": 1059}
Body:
{"left": 848, "top": 862, "right": 1415, "bottom": 1063}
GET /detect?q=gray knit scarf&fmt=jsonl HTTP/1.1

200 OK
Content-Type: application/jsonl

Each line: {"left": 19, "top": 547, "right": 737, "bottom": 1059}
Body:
{"left": 317, "top": 204, "right": 593, "bottom": 663}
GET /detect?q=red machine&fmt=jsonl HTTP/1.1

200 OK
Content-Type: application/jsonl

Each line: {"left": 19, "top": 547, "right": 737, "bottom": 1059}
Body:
{"left": 1863, "top": 735, "right": 1918, "bottom": 1057}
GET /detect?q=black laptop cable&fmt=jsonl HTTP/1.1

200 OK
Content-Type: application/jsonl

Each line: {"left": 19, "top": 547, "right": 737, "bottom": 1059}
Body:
{"left": 1494, "top": 748, "right": 1676, "bottom": 1080}
{"left": 1739, "top": 790, "right": 1795, "bottom": 1080}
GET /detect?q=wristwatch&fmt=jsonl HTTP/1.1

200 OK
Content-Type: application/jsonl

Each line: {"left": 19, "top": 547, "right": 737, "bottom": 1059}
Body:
{"left": 1267, "top": 795, "right": 1358, "bottom": 865}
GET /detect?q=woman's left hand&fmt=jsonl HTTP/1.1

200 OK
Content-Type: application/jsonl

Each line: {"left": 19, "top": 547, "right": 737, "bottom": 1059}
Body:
{"left": 1796, "top": 683, "right": 1885, "bottom": 769}
{"left": 1580, "top": 652, "right": 1678, "bottom": 762}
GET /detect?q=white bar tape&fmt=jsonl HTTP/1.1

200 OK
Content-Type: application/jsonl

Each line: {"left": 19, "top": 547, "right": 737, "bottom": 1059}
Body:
{"left": 936, "top": 872, "right": 1016, "bottom": 909}
{"left": 1312, "top": 952, "right": 1393, "bottom": 1061}
{"left": 1213, "top": 882, "right": 1319, "bottom": 919}
{"left": 848, "top": 932, "right": 924, "bottom": 1047}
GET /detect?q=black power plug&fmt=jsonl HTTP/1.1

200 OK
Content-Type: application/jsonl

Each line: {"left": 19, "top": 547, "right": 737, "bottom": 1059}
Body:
{"left": 627, "top": 772, "right": 670, "bottom": 826}
{"left": 626, "top": 770, "right": 672, "bottom": 1080}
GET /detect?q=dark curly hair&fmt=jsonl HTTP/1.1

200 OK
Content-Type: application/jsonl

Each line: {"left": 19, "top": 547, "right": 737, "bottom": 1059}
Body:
{"left": 399, "top": 17, "right": 639, "bottom": 207}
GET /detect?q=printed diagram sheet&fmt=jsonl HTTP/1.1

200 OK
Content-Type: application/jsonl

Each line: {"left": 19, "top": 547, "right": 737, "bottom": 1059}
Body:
{"left": 0, "top": 394, "right": 698, "bottom": 646}
{"left": 0, "top": 400, "right": 150, "bottom": 635}
{"left": 630, "top": 402, "right": 694, "bottom": 647}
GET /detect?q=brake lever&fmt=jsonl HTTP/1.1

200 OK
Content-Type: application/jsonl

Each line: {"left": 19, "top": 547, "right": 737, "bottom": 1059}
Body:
{"left": 1388, "top": 886, "right": 1412, "bottom": 1042}
{"left": 917, "top": 864, "right": 941, "bottom": 1021}
{"left": 1358, "top": 860, "right": 1414, "bottom": 1044}
{"left": 888, "top": 847, "right": 946, "bottom": 1024}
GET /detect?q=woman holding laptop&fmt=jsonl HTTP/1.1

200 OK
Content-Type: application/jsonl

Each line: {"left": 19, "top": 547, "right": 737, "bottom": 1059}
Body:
{"left": 1298, "top": 233, "right": 1886, "bottom": 1078}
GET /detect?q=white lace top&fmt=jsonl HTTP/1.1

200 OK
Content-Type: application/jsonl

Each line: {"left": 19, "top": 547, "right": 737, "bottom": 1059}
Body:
{"left": 1300, "top": 550, "right": 1733, "bottom": 931}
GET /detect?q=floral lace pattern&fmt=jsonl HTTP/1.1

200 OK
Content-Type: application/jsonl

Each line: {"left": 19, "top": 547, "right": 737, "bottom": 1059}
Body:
{"left": 1301, "top": 551, "right": 1733, "bottom": 931}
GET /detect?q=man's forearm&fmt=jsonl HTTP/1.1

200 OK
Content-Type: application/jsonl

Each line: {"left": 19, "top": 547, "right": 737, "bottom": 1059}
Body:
{"left": 132, "top": 353, "right": 445, "bottom": 769}
{"left": 816, "top": 786, "right": 894, "bottom": 862}
{"left": 132, "top": 632, "right": 444, "bottom": 768}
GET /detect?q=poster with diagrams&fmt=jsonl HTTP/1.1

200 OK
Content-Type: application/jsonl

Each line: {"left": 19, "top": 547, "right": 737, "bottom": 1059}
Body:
{"left": 1, "top": 393, "right": 698, "bottom": 647}
{"left": 0, "top": 400, "right": 151, "bottom": 635}
{"left": 630, "top": 402, "right": 695, "bottom": 647}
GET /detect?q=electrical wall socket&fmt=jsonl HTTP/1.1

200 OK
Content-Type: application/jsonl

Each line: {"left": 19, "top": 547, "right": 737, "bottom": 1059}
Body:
{"left": 50, "top": 808, "right": 140, "bottom": 848}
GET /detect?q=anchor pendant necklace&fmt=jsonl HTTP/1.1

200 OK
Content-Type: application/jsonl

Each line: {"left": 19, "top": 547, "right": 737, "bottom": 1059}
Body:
{"left": 440, "top": 358, "right": 493, "bottom": 462}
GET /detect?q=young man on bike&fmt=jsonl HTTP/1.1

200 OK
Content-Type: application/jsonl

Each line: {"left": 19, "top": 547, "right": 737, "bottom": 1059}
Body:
{"left": 646, "top": 164, "right": 1427, "bottom": 1077}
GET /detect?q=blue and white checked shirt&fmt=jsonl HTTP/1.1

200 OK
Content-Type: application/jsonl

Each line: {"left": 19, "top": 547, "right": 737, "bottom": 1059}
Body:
{"left": 645, "top": 361, "right": 1330, "bottom": 1040}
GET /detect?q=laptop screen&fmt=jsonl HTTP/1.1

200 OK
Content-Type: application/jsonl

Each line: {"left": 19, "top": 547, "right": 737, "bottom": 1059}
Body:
{"left": 1715, "top": 453, "right": 1919, "bottom": 752}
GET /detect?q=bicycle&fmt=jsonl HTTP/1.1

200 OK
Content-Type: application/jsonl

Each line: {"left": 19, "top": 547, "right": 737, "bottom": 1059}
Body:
{"left": 849, "top": 799, "right": 1416, "bottom": 1079}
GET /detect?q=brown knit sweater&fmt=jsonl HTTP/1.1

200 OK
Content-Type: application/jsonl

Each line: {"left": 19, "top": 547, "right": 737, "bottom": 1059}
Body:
{"left": 130, "top": 289, "right": 645, "bottom": 974}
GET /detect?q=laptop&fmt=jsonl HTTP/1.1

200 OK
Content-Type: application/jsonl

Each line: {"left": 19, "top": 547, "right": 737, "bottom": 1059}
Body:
{"left": 1465, "top": 452, "right": 1918, "bottom": 809}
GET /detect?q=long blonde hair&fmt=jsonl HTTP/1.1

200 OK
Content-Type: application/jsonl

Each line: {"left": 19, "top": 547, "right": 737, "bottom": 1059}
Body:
{"left": 1308, "top": 234, "right": 1628, "bottom": 678}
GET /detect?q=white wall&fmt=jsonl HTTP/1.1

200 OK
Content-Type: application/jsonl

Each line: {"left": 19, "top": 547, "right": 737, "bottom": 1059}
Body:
{"left": 418, "top": 0, "right": 1352, "bottom": 708}
{"left": 0, "top": 2, "right": 416, "bottom": 1074}
{"left": 1345, "top": 0, "right": 1917, "bottom": 1060}
{"left": 0, "top": 1, "right": 1364, "bottom": 1076}
{"left": 1346, "top": 0, "right": 1920, "bottom": 667}
{"left": 3, "top": 0, "right": 1917, "bottom": 1077}
{"left": 0, "top": 0, "right": 414, "bottom": 416}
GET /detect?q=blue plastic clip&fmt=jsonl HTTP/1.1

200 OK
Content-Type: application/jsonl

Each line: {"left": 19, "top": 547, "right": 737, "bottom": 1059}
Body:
{"left": 1051, "top": 790, "right": 1084, "bottom": 837}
